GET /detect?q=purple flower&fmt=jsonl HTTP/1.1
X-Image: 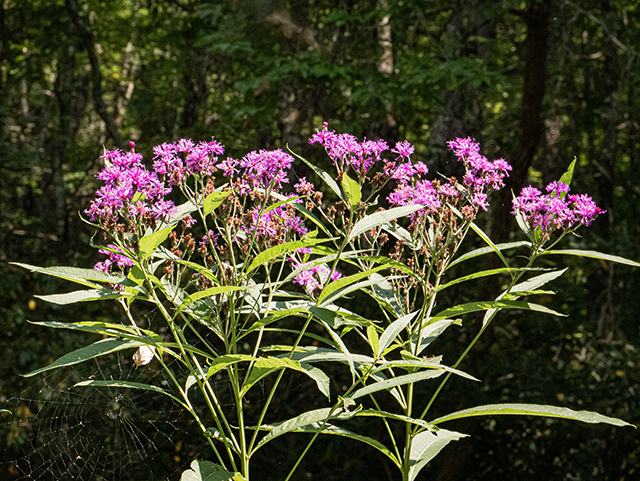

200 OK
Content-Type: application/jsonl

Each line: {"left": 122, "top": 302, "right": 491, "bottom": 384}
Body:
{"left": 290, "top": 258, "right": 344, "bottom": 295}
{"left": 199, "top": 230, "right": 219, "bottom": 248}
{"left": 97, "top": 244, "right": 134, "bottom": 269}
{"left": 240, "top": 149, "right": 294, "bottom": 188}
{"left": 392, "top": 140, "right": 415, "bottom": 160}
{"left": 294, "top": 177, "right": 315, "bottom": 195}
{"left": 512, "top": 181, "right": 605, "bottom": 234}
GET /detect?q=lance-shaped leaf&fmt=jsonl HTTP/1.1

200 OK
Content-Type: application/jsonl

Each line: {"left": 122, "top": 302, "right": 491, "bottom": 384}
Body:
{"left": 241, "top": 357, "right": 330, "bottom": 398}
{"left": 36, "top": 288, "right": 136, "bottom": 305}
{"left": 408, "top": 429, "right": 468, "bottom": 481}
{"left": 139, "top": 224, "right": 175, "bottom": 259}
{"left": 430, "top": 299, "right": 566, "bottom": 325}
{"left": 289, "top": 148, "right": 343, "bottom": 201}
{"left": 292, "top": 202, "right": 332, "bottom": 236}
{"left": 469, "top": 222, "right": 509, "bottom": 268}
{"left": 482, "top": 269, "right": 567, "bottom": 327}
{"left": 23, "top": 339, "right": 145, "bottom": 377}
{"left": 377, "top": 311, "right": 418, "bottom": 358}
{"left": 341, "top": 172, "right": 361, "bottom": 208}
{"left": 281, "top": 346, "right": 374, "bottom": 366}
{"left": 74, "top": 380, "right": 183, "bottom": 405}
{"left": 29, "top": 320, "right": 161, "bottom": 342}
{"left": 447, "top": 241, "right": 531, "bottom": 270}
{"left": 540, "top": 249, "right": 640, "bottom": 267}
{"left": 411, "top": 319, "right": 462, "bottom": 356}
{"left": 181, "top": 460, "right": 244, "bottom": 481}
{"left": 253, "top": 408, "right": 399, "bottom": 466}
{"left": 175, "top": 286, "right": 247, "bottom": 316}
{"left": 317, "top": 265, "right": 388, "bottom": 305}
{"left": 355, "top": 409, "right": 433, "bottom": 430}
{"left": 346, "top": 370, "right": 446, "bottom": 401}
{"left": 558, "top": 158, "right": 576, "bottom": 188}
{"left": 246, "top": 237, "right": 330, "bottom": 275}
{"left": 204, "top": 190, "right": 233, "bottom": 215}
{"left": 11, "top": 262, "right": 127, "bottom": 288}
{"left": 206, "top": 354, "right": 256, "bottom": 379}
{"left": 431, "top": 403, "right": 634, "bottom": 427}
{"left": 348, "top": 205, "right": 425, "bottom": 242}
{"left": 433, "top": 267, "right": 545, "bottom": 294}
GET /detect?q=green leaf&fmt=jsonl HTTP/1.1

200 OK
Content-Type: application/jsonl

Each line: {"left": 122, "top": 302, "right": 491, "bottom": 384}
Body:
{"left": 433, "top": 267, "right": 544, "bottom": 294}
{"left": 175, "top": 286, "right": 247, "bottom": 316}
{"left": 347, "top": 370, "right": 447, "bottom": 401}
{"left": 181, "top": 459, "right": 244, "bottom": 481}
{"left": 289, "top": 148, "right": 343, "bottom": 200}
{"left": 469, "top": 222, "right": 509, "bottom": 268}
{"left": 431, "top": 403, "right": 634, "bottom": 427}
{"left": 447, "top": 241, "right": 531, "bottom": 270}
{"left": 29, "top": 320, "right": 161, "bottom": 342}
{"left": 355, "top": 409, "right": 433, "bottom": 430}
{"left": 74, "top": 379, "right": 181, "bottom": 405}
{"left": 246, "top": 237, "right": 329, "bottom": 274}
{"left": 35, "top": 288, "right": 136, "bottom": 305}
{"left": 317, "top": 266, "right": 388, "bottom": 305}
{"left": 292, "top": 202, "right": 332, "bottom": 236}
{"left": 411, "top": 319, "right": 462, "bottom": 356}
{"left": 253, "top": 408, "right": 337, "bottom": 451}
{"left": 319, "top": 321, "right": 356, "bottom": 382}
{"left": 253, "top": 408, "right": 372, "bottom": 455}
{"left": 141, "top": 225, "right": 180, "bottom": 259}
{"left": 481, "top": 268, "right": 568, "bottom": 327}
{"left": 341, "top": 172, "right": 361, "bottom": 208}
{"left": 23, "top": 339, "right": 145, "bottom": 377}
{"left": 540, "top": 249, "right": 640, "bottom": 267}
{"left": 408, "top": 429, "right": 468, "bottom": 481}
{"left": 11, "top": 262, "right": 127, "bottom": 288}
{"left": 241, "top": 357, "right": 329, "bottom": 398}
{"left": 206, "top": 354, "right": 256, "bottom": 378}
{"left": 348, "top": 205, "right": 424, "bottom": 242}
{"left": 377, "top": 311, "right": 418, "bottom": 358}
{"left": 430, "top": 299, "right": 566, "bottom": 325}
{"left": 366, "top": 325, "right": 380, "bottom": 357}
{"left": 204, "top": 190, "right": 233, "bottom": 215}
{"left": 558, "top": 158, "right": 576, "bottom": 188}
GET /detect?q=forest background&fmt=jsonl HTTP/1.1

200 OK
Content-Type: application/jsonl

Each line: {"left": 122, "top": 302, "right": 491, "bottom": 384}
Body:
{"left": 1, "top": 0, "right": 639, "bottom": 479}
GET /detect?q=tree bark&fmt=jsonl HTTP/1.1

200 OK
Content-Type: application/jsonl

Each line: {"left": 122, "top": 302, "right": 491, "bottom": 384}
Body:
{"left": 65, "top": 0, "right": 125, "bottom": 149}
{"left": 491, "top": 0, "right": 551, "bottom": 244}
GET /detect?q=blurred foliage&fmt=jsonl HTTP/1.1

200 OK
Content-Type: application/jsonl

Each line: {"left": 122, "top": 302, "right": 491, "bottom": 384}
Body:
{"left": 1, "top": 0, "right": 639, "bottom": 479}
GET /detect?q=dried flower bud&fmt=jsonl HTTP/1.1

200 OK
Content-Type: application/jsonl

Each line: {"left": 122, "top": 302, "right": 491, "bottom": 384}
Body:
{"left": 133, "top": 345, "right": 156, "bottom": 367}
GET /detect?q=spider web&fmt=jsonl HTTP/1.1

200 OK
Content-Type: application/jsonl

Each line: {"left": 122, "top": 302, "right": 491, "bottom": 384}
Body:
{"left": 0, "top": 350, "right": 222, "bottom": 481}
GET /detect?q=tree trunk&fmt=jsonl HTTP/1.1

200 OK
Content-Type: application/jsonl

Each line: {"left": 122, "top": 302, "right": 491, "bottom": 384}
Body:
{"left": 491, "top": 0, "right": 551, "bottom": 244}
{"left": 65, "top": 0, "right": 125, "bottom": 149}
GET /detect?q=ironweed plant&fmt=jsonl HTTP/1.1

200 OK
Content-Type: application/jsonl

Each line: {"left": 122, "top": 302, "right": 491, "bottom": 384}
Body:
{"left": 13, "top": 125, "right": 636, "bottom": 481}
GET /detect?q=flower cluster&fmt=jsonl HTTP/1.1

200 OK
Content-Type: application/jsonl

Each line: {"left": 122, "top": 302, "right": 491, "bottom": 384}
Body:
{"left": 85, "top": 143, "right": 175, "bottom": 228}
{"left": 153, "top": 138, "right": 225, "bottom": 183}
{"left": 512, "top": 181, "right": 605, "bottom": 235}
{"left": 245, "top": 202, "right": 308, "bottom": 239}
{"left": 290, "top": 258, "right": 344, "bottom": 295}
{"left": 309, "top": 122, "right": 389, "bottom": 174}
{"left": 94, "top": 244, "right": 135, "bottom": 273}
{"left": 446, "top": 137, "right": 512, "bottom": 211}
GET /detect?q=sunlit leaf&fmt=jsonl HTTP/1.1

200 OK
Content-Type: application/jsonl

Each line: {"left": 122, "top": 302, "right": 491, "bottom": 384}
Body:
{"left": 540, "top": 249, "right": 640, "bottom": 267}
{"left": 23, "top": 339, "right": 145, "bottom": 377}
{"left": 431, "top": 403, "right": 633, "bottom": 427}
{"left": 341, "top": 172, "right": 361, "bottom": 208}
{"left": 407, "top": 429, "right": 468, "bottom": 481}
{"left": 348, "top": 205, "right": 424, "bottom": 241}
{"left": 181, "top": 459, "right": 244, "bottom": 481}
{"left": 204, "top": 190, "right": 232, "bottom": 215}
{"left": 35, "top": 288, "right": 136, "bottom": 305}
